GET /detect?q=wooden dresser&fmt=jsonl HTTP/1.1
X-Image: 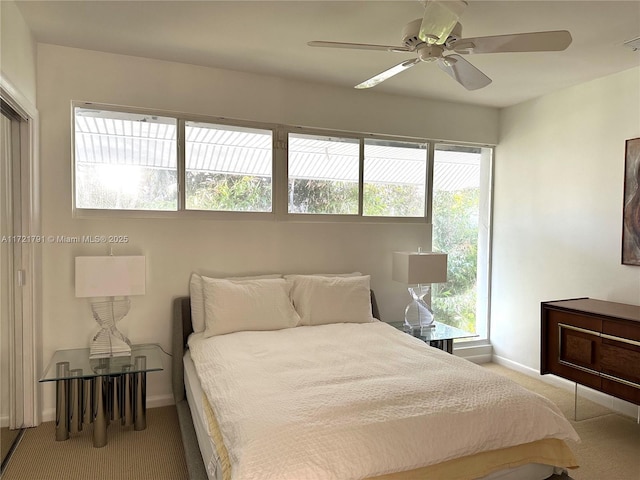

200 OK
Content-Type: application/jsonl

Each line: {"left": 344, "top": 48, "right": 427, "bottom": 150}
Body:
{"left": 541, "top": 298, "right": 640, "bottom": 405}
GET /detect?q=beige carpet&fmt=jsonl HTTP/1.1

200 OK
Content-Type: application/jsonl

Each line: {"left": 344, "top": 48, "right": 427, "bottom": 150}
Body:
{"left": 483, "top": 363, "right": 640, "bottom": 480}
{"left": 1, "top": 405, "right": 188, "bottom": 480}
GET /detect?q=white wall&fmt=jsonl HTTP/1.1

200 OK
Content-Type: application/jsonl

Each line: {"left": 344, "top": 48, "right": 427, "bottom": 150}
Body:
{"left": 36, "top": 44, "right": 499, "bottom": 418}
{"left": 492, "top": 66, "right": 640, "bottom": 370}
{"left": 0, "top": 0, "right": 37, "bottom": 105}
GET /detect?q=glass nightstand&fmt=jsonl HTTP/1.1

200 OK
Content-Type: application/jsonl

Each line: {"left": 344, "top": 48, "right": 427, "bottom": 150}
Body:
{"left": 388, "top": 321, "right": 477, "bottom": 353}
{"left": 39, "top": 344, "right": 163, "bottom": 447}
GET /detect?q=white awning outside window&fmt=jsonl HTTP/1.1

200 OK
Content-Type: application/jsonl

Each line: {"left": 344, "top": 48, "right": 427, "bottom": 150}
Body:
{"left": 75, "top": 112, "right": 481, "bottom": 191}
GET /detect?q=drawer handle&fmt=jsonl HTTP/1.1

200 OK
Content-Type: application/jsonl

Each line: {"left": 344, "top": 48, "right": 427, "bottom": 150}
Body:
{"left": 600, "top": 373, "right": 640, "bottom": 390}
{"left": 558, "top": 360, "right": 599, "bottom": 376}
{"left": 558, "top": 323, "right": 640, "bottom": 346}
{"left": 558, "top": 323, "right": 599, "bottom": 336}
{"left": 601, "top": 333, "right": 640, "bottom": 348}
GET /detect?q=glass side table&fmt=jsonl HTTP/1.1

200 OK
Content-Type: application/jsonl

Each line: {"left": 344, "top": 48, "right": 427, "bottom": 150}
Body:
{"left": 39, "top": 344, "right": 163, "bottom": 447}
{"left": 389, "top": 321, "right": 477, "bottom": 353}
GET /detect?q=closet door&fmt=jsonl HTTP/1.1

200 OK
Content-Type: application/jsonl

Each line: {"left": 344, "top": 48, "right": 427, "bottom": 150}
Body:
{"left": 1, "top": 104, "right": 24, "bottom": 470}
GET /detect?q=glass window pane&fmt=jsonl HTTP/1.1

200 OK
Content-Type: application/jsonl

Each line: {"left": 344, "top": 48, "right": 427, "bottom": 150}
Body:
{"left": 288, "top": 133, "right": 359, "bottom": 215}
{"left": 185, "top": 122, "right": 272, "bottom": 212}
{"left": 74, "top": 108, "right": 178, "bottom": 210}
{"left": 431, "top": 145, "right": 491, "bottom": 338}
{"left": 363, "top": 139, "right": 426, "bottom": 217}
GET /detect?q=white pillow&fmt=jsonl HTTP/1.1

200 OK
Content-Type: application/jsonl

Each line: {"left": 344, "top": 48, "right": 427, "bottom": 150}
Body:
{"left": 289, "top": 275, "right": 373, "bottom": 326}
{"left": 189, "top": 272, "right": 282, "bottom": 333}
{"left": 202, "top": 277, "right": 300, "bottom": 337}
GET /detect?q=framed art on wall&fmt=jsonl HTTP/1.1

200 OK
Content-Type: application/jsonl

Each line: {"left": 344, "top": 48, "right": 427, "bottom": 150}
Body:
{"left": 622, "top": 137, "right": 640, "bottom": 266}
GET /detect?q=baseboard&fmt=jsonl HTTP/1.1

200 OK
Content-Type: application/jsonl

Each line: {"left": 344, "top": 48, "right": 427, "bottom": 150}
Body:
{"left": 40, "top": 393, "right": 175, "bottom": 423}
{"left": 491, "top": 354, "right": 639, "bottom": 420}
{"left": 147, "top": 394, "right": 175, "bottom": 409}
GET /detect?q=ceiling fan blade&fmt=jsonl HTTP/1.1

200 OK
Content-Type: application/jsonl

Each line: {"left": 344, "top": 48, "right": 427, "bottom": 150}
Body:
{"left": 450, "top": 30, "right": 572, "bottom": 54}
{"left": 437, "top": 55, "right": 492, "bottom": 90}
{"left": 419, "top": 0, "right": 468, "bottom": 45}
{"left": 355, "top": 58, "right": 421, "bottom": 89}
{"left": 307, "top": 41, "right": 411, "bottom": 53}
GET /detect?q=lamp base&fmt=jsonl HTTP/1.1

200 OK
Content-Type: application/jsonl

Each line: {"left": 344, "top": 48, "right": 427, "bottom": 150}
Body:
{"left": 90, "top": 332, "right": 131, "bottom": 359}
{"left": 89, "top": 299, "right": 133, "bottom": 359}
{"left": 403, "top": 285, "right": 435, "bottom": 332}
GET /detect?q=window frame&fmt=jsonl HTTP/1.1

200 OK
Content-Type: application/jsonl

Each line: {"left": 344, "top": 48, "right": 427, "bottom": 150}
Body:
{"left": 72, "top": 102, "right": 279, "bottom": 220}
{"left": 277, "top": 126, "right": 434, "bottom": 224}
{"left": 182, "top": 119, "right": 275, "bottom": 214}
{"left": 71, "top": 101, "right": 493, "bottom": 226}
{"left": 430, "top": 143, "right": 494, "bottom": 343}
{"left": 284, "top": 128, "right": 362, "bottom": 219}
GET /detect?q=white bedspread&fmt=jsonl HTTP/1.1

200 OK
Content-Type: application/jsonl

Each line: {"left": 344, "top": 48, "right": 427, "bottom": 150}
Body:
{"left": 188, "top": 322, "right": 578, "bottom": 480}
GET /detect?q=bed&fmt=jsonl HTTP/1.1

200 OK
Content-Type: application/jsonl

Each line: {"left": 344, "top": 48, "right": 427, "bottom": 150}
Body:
{"left": 172, "top": 274, "right": 579, "bottom": 480}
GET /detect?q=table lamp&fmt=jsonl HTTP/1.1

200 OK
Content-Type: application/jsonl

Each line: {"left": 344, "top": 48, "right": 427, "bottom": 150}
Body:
{"left": 75, "top": 256, "right": 146, "bottom": 359}
{"left": 392, "top": 249, "right": 447, "bottom": 333}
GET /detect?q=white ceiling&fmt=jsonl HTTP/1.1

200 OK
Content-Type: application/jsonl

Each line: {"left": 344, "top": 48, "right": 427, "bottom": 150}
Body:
{"left": 15, "top": 0, "right": 640, "bottom": 108}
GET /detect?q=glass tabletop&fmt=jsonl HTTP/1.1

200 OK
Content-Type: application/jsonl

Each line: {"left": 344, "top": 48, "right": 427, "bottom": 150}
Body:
{"left": 388, "top": 321, "right": 478, "bottom": 342}
{"left": 40, "top": 344, "right": 163, "bottom": 382}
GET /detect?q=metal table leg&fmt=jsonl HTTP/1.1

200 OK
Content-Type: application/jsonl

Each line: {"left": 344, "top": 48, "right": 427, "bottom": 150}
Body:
{"left": 429, "top": 339, "right": 454, "bottom": 353}
{"left": 69, "top": 369, "right": 83, "bottom": 434}
{"left": 83, "top": 378, "right": 94, "bottom": 425}
{"left": 55, "top": 362, "right": 70, "bottom": 441}
{"left": 93, "top": 368, "right": 108, "bottom": 448}
{"left": 134, "top": 356, "right": 147, "bottom": 431}
{"left": 122, "top": 365, "right": 134, "bottom": 426}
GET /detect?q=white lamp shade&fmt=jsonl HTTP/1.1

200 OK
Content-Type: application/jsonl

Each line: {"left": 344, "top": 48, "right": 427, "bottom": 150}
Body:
{"left": 392, "top": 251, "right": 448, "bottom": 284}
{"left": 75, "top": 256, "right": 146, "bottom": 298}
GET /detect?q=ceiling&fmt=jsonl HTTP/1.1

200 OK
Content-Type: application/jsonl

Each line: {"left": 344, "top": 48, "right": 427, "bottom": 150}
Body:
{"left": 15, "top": 0, "right": 640, "bottom": 108}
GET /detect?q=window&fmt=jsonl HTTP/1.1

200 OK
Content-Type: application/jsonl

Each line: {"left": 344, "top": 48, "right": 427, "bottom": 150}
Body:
{"left": 287, "top": 133, "right": 359, "bottom": 215}
{"left": 431, "top": 144, "right": 492, "bottom": 339}
{"left": 185, "top": 122, "right": 272, "bottom": 212}
{"left": 73, "top": 104, "right": 492, "bottom": 239}
{"left": 363, "top": 139, "right": 426, "bottom": 217}
{"left": 74, "top": 108, "right": 178, "bottom": 210}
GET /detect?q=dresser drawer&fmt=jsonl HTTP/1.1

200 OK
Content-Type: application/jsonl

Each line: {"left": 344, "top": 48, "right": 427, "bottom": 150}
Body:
{"left": 603, "top": 319, "right": 640, "bottom": 342}
{"left": 558, "top": 323, "right": 600, "bottom": 372}
{"left": 602, "top": 377, "right": 640, "bottom": 404}
{"left": 548, "top": 309, "right": 602, "bottom": 332}
{"left": 601, "top": 339, "right": 640, "bottom": 385}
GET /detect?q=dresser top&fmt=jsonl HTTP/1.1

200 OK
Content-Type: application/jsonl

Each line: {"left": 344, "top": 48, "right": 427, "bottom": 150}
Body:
{"left": 543, "top": 298, "right": 640, "bottom": 323}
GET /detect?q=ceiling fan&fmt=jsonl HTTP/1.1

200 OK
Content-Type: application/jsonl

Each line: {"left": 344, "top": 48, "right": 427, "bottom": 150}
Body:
{"left": 308, "top": 0, "right": 572, "bottom": 91}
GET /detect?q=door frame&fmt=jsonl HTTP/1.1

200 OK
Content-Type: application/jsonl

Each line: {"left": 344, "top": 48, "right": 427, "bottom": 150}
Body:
{"left": 1, "top": 74, "right": 40, "bottom": 427}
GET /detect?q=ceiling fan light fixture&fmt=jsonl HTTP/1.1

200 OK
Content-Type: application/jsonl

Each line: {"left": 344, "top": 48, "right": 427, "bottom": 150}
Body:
{"left": 418, "top": 0, "right": 468, "bottom": 45}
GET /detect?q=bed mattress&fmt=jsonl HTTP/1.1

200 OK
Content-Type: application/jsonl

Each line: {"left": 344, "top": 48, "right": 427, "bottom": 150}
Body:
{"left": 184, "top": 350, "right": 222, "bottom": 480}
{"left": 185, "top": 324, "right": 578, "bottom": 480}
{"left": 185, "top": 349, "right": 574, "bottom": 480}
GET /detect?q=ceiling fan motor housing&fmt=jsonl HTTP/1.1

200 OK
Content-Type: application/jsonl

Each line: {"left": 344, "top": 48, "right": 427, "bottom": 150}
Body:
{"left": 402, "top": 18, "right": 463, "bottom": 51}
{"left": 418, "top": 44, "right": 444, "bottom": 62}
{"left": 402, "top": 18, "right": 424, "bottom": 49}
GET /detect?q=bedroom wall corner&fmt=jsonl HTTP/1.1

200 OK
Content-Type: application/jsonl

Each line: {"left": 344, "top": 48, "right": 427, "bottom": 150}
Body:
{"left": 491, "top": 66, "right": 640, "bottom": 371}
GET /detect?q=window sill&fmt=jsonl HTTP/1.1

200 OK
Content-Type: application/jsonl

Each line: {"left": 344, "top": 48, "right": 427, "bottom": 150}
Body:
{"left": 453, "top": 340, "right": 492, "bottom": 364}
